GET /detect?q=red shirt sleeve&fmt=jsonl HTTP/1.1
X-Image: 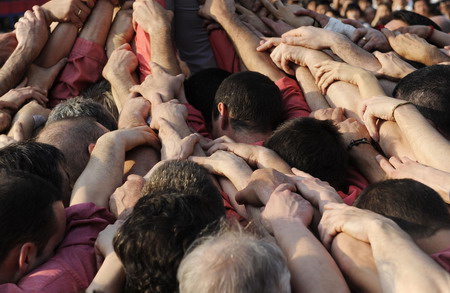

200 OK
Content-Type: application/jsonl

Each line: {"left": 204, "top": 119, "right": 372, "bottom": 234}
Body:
{"left": 338, "top": 167, "right": 369, "bottom": 205}
{"left": 184, "top": 103, "right": 212, "bottom": 139}
{"left": 275, "top": 77, "right": 311, "bottom": 121}
{"left": 48, "top": 38, "right": 107, "bottom": 108}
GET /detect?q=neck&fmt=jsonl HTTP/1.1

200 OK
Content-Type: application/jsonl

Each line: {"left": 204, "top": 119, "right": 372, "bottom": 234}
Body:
{"left": 233, "top": 130, "right": 272, "bottom": 144}
{"left": 415, "top": 229, "right": 450, "bottom": 255}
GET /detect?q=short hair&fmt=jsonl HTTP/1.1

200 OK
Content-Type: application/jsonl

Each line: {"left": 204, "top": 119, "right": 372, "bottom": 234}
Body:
{"left": 36, "top": 117, "right": 108, "bottom": 185}
{"left": 0, "top": 170, "right": 60, "bottom": 264}
{"left": 184, "top": 68, "right": 231, "bottom": 129}
{"left": 81, "top": 79, "right": 119, "bottom": 123}
{"left": 393, "top": 65, "right": 450, "bottom": 135}
{"left": 0, "top": 142, "right": 65, "bottom": 202}
{"left": 392, "top": 10, "right": 442, "bottom": 29}
{"left": 213, "top": 71, "right": 283, "bottom": 133}
{"left": 114, "top": 191, "right": 225, "bottom": 293}
{"left": 143, "top": 160, "right": 224, "bottom": 212}
{"left": 264, "top": 117, "right": 348, "bottom": 189}
{"left": 177, "top": 222, "right": 291, "bottom": 293}
{"left": 48, "top": 96, "right": 117, "bottom": 131}
{"left": 355, "top": 179, "right": 450, "bottom": 238}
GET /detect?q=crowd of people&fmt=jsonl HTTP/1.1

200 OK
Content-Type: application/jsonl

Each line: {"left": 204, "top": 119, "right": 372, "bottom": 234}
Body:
{"left": 0, "top": 0, "right": 449, "bottom": 292}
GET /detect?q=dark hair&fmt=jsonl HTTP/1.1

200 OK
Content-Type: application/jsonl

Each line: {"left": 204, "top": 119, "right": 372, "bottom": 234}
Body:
{"left": 346, "top": 3, "right": 362, "bottom": 13}
{"left": 36, "top": 117, "right": 108, "bottom": 185}
{"left": 0, "top": 142, "right": 65, "bottom": 202}
{"left": 48, "top": 95, "right": 117, "bottom": 131}
{"left": 213, "top": 71, "right": 282, "bottom": 133}
{"left": 0, "top": 170, "right": 60, "bottom": 264}
{"left": 393, "top": 65, "right": 450, "bottom": 135}
{"left": 144, "top": 160, "right": 225, "bottom": 212}
{"left": 264, "top": 117, "right": 348, "bottom": 189}
{"left": 355, "top": 179, "right": 450, "bottom": 238}
{"left": 184, "top": 68, "right": 231, "bottom": 129}
{"left": 114, "top": 191, "right": 225, "bottom": 293}
{"left": 392, "top": 10, "right": 442, "bottom": 29}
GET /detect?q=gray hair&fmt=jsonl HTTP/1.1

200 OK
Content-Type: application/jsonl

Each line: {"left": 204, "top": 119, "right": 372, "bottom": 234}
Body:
{"left": 177, "top": 223, "right": 291, "bottom": 293}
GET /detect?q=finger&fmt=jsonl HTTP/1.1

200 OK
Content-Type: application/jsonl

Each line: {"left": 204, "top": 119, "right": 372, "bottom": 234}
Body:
{"left": 179, "top": 133, "right": 200, "bottom": 159}
{"left": 273, "top": 0, "right": 284, "bottom": 9}
{"left": 281, "top": 55, "right": 293, "bottom": 75}
{"left": 388, "top": 156, "right": 403, "bottom": 168}
{"left": 332, "top": 107, "right": 344, "bottom": 122}
{"left": 381, "top": 28, "right": 396, "bottom": 43}
{"left": 235, "top": 4, "right": 252, "bottom": 15}
{"left": 363, "top": 40, "right": 376, "bottom": 52}
{"left": 363, "top": 111, "right": 379, "bottom": 142}
{"left": 341, "top": 18, "right": 364, "bottom": 28}
{"left": 31, "top": 91, "right": 49, "bottom": 106}
{"left": 235, "top": 184, "right": 264, "bottom": 206}
{"left": 260, "top": 0, "right": 279, "bottom": 16}
{"left": 291, "top": 167, "right": 313, "bottom": 178}
{"left": 281, "top": 36, "right": 304, "bottom": 46}
{"left": 13, "top": 122, "right": 24, "bottom": 142}
{"left": 351, "top": 28, "right": 366, "bottom": 43}
{"left": 0, "top": 101, "right": 19, "bottom": 111}
{"left": 376, "top": 155, "right": 395, "bottom": 175}
{"left": 32, "top": 6, "right": 46, "bottom": 22}
{"left": 294, "top": 8, "right": 315, "bottom": 17}
{"left": 260, "top": 16, "right": 276, "bottom": 29}
{"left": 207, "top": 143, "right": 229, "bottom": 155}
{"left": 82, "top": 0, "right": 96, "bottom": 9}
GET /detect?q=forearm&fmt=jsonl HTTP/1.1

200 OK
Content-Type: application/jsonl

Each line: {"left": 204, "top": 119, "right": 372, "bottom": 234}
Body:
{"left": 35, "top": 23, "right": 78, "bottom": 67}
{"left": 378, "top": 121, "right": 416, "bottom": 159}
{"left": 369, "top": 221, "right": 450, "bottom": 292}
{"left": 272, "top": 220, "right": 350, "bottom": 293}
{"left": 107, "top": 73, "right": 137, "bottom": 112}
{"left": 349, "top": 144, "right": 386, "bottom": 183}
{"left": 395, "top": 106, "right": 450, "bottom": 172}
{"left": 71, "top": 135, "right": 125, "bottom": 208}
{"left": 429, "top": 29, "right": 450, "bottom": 48}
{"left": 355, "top": 72, "right": 385, "bottom": 100}
{"left": 295, "top": 66, "right": 330, "bottom": 111}
{"left": 0, "top": 46, "right": 35, "bottom": 95}
{"left": 150, "top": 29, "right": 182, "bottom": 76}
{"left": 86, "top": 253, "right": 125, "bottom": 293}
{"left": 330, "top": 36, "right": 381, "bottom": 71}
{"left": 216, "top": 14, "right": 285, "bottom": 82}
{"left": 79, "top": 0, "right": 114, "bottom": 46}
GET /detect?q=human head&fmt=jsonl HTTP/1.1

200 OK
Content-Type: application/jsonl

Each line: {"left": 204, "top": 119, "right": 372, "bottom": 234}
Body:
{"left": 114, "top": 190, "right": 225, "bottom": 293}
{"left": 355, "top": 179, "right": 450, "bottom": 238}
{"left": 144, "top": 160, "right": 224, "bottom": 211}
{"left": 80, "top": 79, "right": 119, "bottom": 122}
{"left": 0, "top": 141, "right": 70, "bottom": 206}
{"left": 413, "top": 0, "right": 430, "bottom": 16}
{"left": 264, "top": 117, "right": 348, "bottom": 190}
{"left": 48, "top": 96, "right": 117, "bottom": 131}
{"left": 0, "top": 170, "right": 65, "bottom": 284}
{"left": 385, "top": 10, "right": 441, "bottom": 30}
{"left": 393, "top": 65, "right": 450, "bottom": 136}
{"left": 36, "top": 117, "right": 108, "bottom": 187}
{"left": 316, "top": 0, "right": 332, "bottom": 14}
{"left": 212, "top": 71, "right": 282, "bottom": 140}
{"left": 177, "top": 222, "right": 291, "bottom": 293}
{"left": 184, "top": 68, "right": 231, "bottom": 131}
{"left": 377, "top": 3, "right": 393, "bottom": 23}
{"left": 345, "top": 3, "right": 363, "bottom": 20}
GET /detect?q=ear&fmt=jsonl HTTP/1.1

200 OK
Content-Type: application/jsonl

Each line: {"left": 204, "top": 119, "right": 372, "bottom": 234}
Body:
{"left": 217, "top": 102, "right": 230, "bottom": 130}
{"left": 18, "top": 242, "right": 38, "bottom": 275}
{"left": 88, "top": 143, "right": 96, "bottom": 155}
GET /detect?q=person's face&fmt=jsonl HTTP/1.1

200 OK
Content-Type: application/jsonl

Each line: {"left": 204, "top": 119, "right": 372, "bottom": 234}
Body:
{"left": 346, "top": 9, "right": 361, "bottom": 20}
{"left": 316, "top": 4, "right": 330, "bottom": 14}
{"left": 378, "top": 5, "right": 391, "bottom": 18}
{"left": 414, "top": 0, "right": 430, "bottom": 16}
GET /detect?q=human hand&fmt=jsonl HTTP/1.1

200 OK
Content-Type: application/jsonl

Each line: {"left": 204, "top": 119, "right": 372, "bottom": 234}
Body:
{"left": 294, "top": 8, "right": 329, "bottom": 27}
{"left": 106, "top": 1, "right": 134, "bottom": 55}
{"left": 318, "top": 202, "right": 397, "bottom": 249}
{"left": 288, "top": 168, "right": 342, "bottom": 214}
{"left": 310, "top": 107, "right": 345, "bottom": 122}
{"left": 256, "top": 37, "right": 282, "bottom": 52}
{"left": 360, "top": 96, "right": 414, "bottom": 141}
{"left": 107, "top": 125, "right": 161, "bottom": 151}
{"left": 1, "top": 79, "right": 48, "bottom": 108}
{"left": 382, "top": 29, "right": 448, "bottom": 66}
{"left": 117, "top": 96, "right": 151, "bottom": 129}
{"left": 373, "top": 51, "right": 416, "bottom": 80}
{"left": 351, "top": 27, "right": 391, "bottom": 52}
{"left": 189, "top": 150, "right": 250, "bottom": 177}
{"left": 236, "top": 4, "right": 273, "bottom": 36}
{"left": 95, "top": 220, "right": 124, "bottom": 267}
{"left": 235, "top": 168, "right": 293, "bottom": 206}
{"left": 281, "top": 26, "right": 339, "bottom": 50}
{"left": 394, "top": 25, "right": 432, "bottom": 39}
{"left": 270, "top": 43, "right": 311, "bottom": 74}
{"left": 0, "top": 122, "right": 24, "bottom": 149}
{"left": 129, "top": 62, "right": 185, "bottom": 103}
{"left": 132, "top": 0, "right": 173, "bottom": 34}
{"left": 314, "top": 60, "right": 369, "bottom": 94}
{"left": 260, "top": 0, "right": 315, "bottom": 28}
{"left": 15, "top": 6, "right": 49, "bottom": 58}
{"left": 260, "top": 17, "right": 293, "bottom": 37}
{"left": 147, "top": 93, "right": 187, "bottom": 130}
{"left": 158, "top": 118, "right": 200, "bottom": 160}
{"left": 336, "top": 118, "right": 371, "bottom": 147}
{"left": 109, "top": 174, "right": 145, "bottom": 218}
{"left": 103, "top": 43, "right": 138, "bottom": 80}
{"left": 261, "top": 183, "right": 314, "bottom": 234}
{"left": 42, "top": 0, "right": 94, "bottom": 28}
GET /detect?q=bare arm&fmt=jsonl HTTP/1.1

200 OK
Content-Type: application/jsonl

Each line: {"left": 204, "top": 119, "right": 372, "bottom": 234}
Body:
{"left": 295, "top": 66, "right": 330, "bottom": 111}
